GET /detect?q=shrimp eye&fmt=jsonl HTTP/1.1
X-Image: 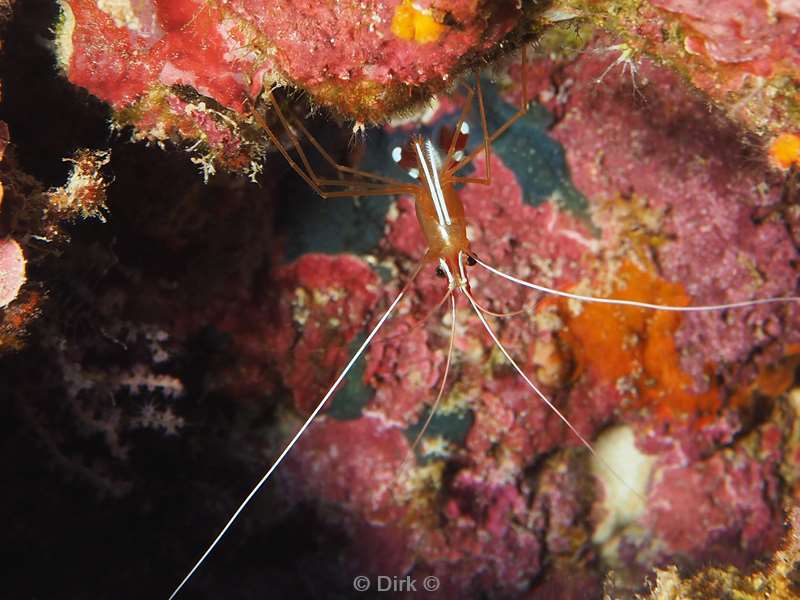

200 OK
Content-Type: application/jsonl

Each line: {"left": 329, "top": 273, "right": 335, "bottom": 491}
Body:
{"left": 466, "top": 255, "right": 477, "bottom": 266}
{"left": 435, "top": 266, "right": 446, "bottom": 278}
{"left": 392, "top": 139, "right": 419, "bottom": 179}
{"left": 439, "top": 120, "right": 470, "bottom": 161}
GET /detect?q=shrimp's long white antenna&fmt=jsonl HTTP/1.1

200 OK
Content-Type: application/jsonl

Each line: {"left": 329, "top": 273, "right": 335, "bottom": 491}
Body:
{"left": 457, "top": 253, "right": 646, "bottom": 504}
{"left": 168, "top": 270, "right": 418, "bottom": 600}
{"left": 463, "top": 287, "right": 646, "bottom": 505}
{"left": 463, "top": 288, "right": 592, "bottom": 455}
{"left": 472, "top": 255, "right": 799, "bottom": 312}
{"left": 401, "top": 293, "right": 457, "bottom": 471}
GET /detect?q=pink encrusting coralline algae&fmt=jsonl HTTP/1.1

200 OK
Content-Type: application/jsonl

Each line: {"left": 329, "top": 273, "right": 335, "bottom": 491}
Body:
{"left": 55, "top": 0, "right": 531, "bottom": 176}
{"left": 55, "top": 0, "right": 800, "bottom": 183}
{"left": 552, "top": 0, "right": 800, "bottom": 156}
{"left": 650, "top": 0, "right": 800, "bottom": 74}
{"left": 57, "top": 0, "right": 523, "bottom": 119}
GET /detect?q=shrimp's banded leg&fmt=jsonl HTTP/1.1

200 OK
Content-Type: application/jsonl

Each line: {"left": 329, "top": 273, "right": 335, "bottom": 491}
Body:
{"left": 441, "top": 86, "right": 476, "bottom": 172}
{"left": 288, "top": 115, "right": 405, "bottom": 187}
{"left": 452, "top": 45, "right": 530, "bottom": 185}
{"left": 254, "top": 92, "right": 412, "bottom": 199}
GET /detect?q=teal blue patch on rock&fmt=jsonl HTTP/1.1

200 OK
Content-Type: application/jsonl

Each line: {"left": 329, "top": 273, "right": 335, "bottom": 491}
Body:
{"left": 404, "top": 405, "right": 474, "bottom": 463}
{"left": 481, "top": 82, "right": 588, "bottom": 217}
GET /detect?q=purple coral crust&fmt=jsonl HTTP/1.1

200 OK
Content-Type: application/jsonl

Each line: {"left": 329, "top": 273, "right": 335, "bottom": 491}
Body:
{"left": 536, "top": 41, "right": 800, "bottom": 388}
{"left": 650, "top": 0, "right": 800, "bottom": 73}
{"left": 643, "top": 423, "right": 784, "bottom": 568}
{"left": 563, "top": 0, "right": 800, "bottom": 139}
{"left": 526, "top": 35, "right": 799, "bottom": 578}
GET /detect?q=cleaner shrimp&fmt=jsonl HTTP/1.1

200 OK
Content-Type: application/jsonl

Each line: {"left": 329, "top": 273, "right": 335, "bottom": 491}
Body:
{"left": 170, "top": 47, "right": 800, "bottom": 597}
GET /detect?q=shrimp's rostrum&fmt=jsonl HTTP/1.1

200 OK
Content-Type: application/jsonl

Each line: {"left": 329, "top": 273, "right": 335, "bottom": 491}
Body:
{"left": 170, "top": 46, "right": 800, "bottom": 598}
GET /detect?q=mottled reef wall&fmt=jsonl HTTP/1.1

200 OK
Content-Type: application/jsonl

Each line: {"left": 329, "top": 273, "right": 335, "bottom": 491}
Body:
{"left": 3, "top": 1, "right": 800, "bottom": 599}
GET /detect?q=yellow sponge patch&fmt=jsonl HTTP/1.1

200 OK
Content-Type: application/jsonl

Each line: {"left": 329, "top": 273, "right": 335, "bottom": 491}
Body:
{"left": 770, "top": 133, "right": 800, "bottom": 169}
{"left": 391, "top": 0, "right": 444, "bottom": 44}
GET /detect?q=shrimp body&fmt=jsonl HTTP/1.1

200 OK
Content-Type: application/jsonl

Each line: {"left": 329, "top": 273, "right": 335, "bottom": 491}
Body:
{"left": 405, "top": 137, "right": 471, "bottom": 287}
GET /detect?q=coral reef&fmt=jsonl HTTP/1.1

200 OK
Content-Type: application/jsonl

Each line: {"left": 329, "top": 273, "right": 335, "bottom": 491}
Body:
{"left": 3, "top": 2, "right": 800, "bottom": 600}
{"left": 53, "top": 1, "right": 800, "bottom": 179}
{"left": 58, "top": 0, "right": 530, "bottom": 119}
{"left": 0, "top": 235, "right": 24, "bottom": 307}
{"left": 223, "top": 33, "right": 800, "bottom": 598}
{"left": 55, "top": 0, "right": 549, "bottom": 173}
{"left": 0, "top": 136, "right": 111, "bottom": 350}
{"left": 260, "top": 30, "right": 800, "bottom": 600}
{"left": 0, "top": 124, "right": 25, "bottom": 311}
{"left": 632, "top": 507, "right": 800, "bottom": 600}
{"left": 0, "top": 11, "right": 114, "bottom": 352}
{"left": 560, "top": 0, "right": 800, "bottom": 161}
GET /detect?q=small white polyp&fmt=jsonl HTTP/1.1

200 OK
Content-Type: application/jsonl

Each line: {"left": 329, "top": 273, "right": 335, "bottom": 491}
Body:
{"left": 591, "top": 424, "right": 655, "bottom": 544}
